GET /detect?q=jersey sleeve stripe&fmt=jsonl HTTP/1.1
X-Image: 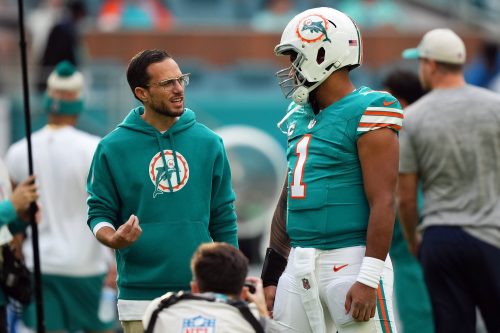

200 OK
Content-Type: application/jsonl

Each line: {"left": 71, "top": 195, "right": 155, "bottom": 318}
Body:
{"left": 358, "top": 122, "right": 403, "bottom": 129}
{"left": 365, "top": 106, "right": 403, "bottom": 113}
{"left": 359, "top": 115, "right": 403, "bottom": 126}
{"left": 363, "top": 110, "right": 404, "bottom": 119}
{"left": 357, "top": 123, "right": 402, "bottom": 132}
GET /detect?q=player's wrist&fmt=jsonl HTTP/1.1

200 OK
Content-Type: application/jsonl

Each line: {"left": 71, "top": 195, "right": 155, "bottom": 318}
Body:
{"left": 261, "top": 247, "right": 287, "bottom": 287}
{"left": 356, "top": 256, "right": 385, "bottom": 289}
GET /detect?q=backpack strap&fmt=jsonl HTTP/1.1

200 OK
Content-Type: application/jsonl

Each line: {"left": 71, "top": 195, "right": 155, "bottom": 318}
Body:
{"left": 145, "top": 291, "right": 209, "bottom": 333}
{"left": 227, "top": 299, "right": 265, "bottom": 333}
{"left": 145, "top": 291, "right": 264, "bottom": 333}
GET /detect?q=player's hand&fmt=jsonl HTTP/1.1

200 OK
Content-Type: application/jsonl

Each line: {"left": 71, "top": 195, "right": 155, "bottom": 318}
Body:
{"left": 264, "top": 285, "right": 277, "bottom": 318}
{"left": 110, "top": 214, "right": 142, "bottom": 249}
{"left": 345, "top": 281, "right": 377, "bottom": 322}
{"left": 10, "top": 175, "right": 38, "bottom": 214}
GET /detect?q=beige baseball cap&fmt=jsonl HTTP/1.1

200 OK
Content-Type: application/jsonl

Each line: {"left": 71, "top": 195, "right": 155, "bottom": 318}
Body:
{"left": 402, "top": 28, "right": 466, "bottom": 64}
{"left": 47, "top": 60, "right": 84, "bottom": 96}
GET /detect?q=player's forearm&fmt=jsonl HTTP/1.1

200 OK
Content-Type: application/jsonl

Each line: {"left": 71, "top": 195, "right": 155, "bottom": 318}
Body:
{"left": 269, "top": 179, "right": 290, "bottom": 258}
{"left": 262, "top": 179, "right": 289, "bottom": 288}
{"left": 364, "top": 201, "right": 396, "bottom": 260}
{"left": 356, "top": 202, "right": 395, "bottom": 289}
{"left": 358, "top": 128, "right": 398, "bottom": 260}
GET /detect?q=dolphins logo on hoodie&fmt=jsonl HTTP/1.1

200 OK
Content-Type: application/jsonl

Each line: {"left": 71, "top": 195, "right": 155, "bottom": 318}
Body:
{"left": 149, "top": 150, "right": 189, "bottom": 197}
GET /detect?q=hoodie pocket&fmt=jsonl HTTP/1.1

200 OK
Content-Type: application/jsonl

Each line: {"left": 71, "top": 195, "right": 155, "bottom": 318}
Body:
{"left": 117, "top": 221, "right": 211, "bottom": 288}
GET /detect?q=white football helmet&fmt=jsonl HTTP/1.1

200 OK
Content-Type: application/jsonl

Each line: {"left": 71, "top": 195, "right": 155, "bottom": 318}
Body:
{"left": 275, "top": 7, "right": 363, "bottom": 105}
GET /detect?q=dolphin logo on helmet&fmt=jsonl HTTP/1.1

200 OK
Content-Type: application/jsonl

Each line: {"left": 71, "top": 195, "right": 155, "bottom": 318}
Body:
{"left": 300, "top": 18, "right": 331, "bottom": 43}
{"left": 275, "top": 7, "right": 362, "bottom": 105}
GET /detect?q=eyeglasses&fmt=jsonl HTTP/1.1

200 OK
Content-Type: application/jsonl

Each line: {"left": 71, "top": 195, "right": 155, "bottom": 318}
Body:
{"left": 146, "top": 73, "right": 190, "bottom": 89}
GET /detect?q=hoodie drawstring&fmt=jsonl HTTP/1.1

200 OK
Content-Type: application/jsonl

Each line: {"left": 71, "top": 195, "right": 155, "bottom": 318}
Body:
{"left": 155, "top": 132, "right": 181, "bottom": 193}
{"left": 168, "top": 132, "right": 181, "bottom": 183}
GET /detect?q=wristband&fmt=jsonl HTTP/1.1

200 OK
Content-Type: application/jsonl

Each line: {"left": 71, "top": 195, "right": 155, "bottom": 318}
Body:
{"left": 356, "top": 256, "right": 385, "bottom": 289}
{"left": 261, "top": 248, "right": 287, "bottom": 287}
{"left": 92, "top": 221, "right": 115, "bottom": 236}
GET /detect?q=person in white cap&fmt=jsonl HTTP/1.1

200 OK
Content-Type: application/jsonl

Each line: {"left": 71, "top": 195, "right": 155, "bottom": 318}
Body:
{"left": 5, "top": 61, "right": 116, "bottom": 333}
{"left": 399, "top": 28, "right": 500, "bottom": 333}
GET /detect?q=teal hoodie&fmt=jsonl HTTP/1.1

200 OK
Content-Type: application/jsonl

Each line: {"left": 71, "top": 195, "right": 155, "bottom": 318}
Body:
{"left": 87, "top": 107, "right": 237, "bottom": 300}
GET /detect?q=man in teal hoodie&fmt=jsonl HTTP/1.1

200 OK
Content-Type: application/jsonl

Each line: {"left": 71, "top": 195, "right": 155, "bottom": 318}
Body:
{"left": 86, "top": 49, "right": 238, "bottom": 333}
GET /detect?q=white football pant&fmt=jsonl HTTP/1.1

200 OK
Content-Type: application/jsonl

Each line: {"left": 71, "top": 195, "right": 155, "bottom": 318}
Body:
{"left": 273, "top": 246, "right": 397, "bottom": 333}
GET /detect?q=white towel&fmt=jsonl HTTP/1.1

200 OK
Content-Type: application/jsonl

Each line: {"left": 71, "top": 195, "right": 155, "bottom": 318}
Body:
{"left": 292, "top": 247, "right": 326, "bottom": 333}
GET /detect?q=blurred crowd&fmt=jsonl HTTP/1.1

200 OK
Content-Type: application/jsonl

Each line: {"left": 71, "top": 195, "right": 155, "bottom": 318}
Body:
{"left": 0, "top": 1, "right": 497, "bottom": 87}
{"left": 0, "top": 0, "right": 497, "bottom": 71}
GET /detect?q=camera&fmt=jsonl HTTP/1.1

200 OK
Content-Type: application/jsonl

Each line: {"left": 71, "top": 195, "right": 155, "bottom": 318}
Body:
{"left": 244, "top": 282, "right": 256, "bottom": 294}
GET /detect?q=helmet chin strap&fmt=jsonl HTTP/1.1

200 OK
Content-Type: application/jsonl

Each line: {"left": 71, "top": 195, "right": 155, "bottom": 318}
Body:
{"left": 291, "top": 86, "right": 309, "bottom": 105}
{"left": 292, "top": 80, "right": 323, "bottom": 105}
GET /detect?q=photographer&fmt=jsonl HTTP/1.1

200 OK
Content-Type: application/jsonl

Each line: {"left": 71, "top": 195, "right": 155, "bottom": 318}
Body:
{"left": 0, "top": 159, "right": 38, "bottom": 333}
{"left": 143, "top": 242, "right": 277, "bottom": 333}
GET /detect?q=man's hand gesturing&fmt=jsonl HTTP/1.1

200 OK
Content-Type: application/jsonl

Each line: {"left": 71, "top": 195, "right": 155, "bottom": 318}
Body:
{"left": 110, "top": 214, "right": 142, "bottom": 249}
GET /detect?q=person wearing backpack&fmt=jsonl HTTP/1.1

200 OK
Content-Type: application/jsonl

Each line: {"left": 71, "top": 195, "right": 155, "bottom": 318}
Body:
{"left": 143, "top": 242, "right": 278, "bottom": 333}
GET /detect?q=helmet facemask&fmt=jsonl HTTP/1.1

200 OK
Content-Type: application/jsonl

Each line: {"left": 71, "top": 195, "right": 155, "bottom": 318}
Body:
{"left": 275, "top": 48, "right": 326, "bottom": 105}
{"left": 275, "top": 49, "right": 307, "bottom": 100}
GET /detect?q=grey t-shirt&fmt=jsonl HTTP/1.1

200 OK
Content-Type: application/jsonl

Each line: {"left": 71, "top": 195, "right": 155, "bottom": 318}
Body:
{"left": 399, "top": 85, "right": 500, "bottom": 248}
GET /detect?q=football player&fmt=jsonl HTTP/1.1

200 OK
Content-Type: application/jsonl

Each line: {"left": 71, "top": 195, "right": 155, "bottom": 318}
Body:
{"left": 261, "top": 7, "right": 402, "bottom": 333}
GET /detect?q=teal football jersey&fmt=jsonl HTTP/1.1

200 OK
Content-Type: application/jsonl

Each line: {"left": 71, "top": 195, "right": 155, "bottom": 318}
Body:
{"left": 282, "top": 86, "right": 403, "bottom": 249}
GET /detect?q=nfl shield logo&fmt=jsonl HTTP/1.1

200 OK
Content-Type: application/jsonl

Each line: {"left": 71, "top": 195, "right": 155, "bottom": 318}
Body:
{"left": 302, "top": 278, "right": 311, "bottom": 290}
{"left": 182, "top": 315, "right": 216, "bottom": 333}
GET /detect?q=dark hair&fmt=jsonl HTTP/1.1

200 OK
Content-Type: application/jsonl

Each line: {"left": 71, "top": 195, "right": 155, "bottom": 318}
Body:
{"left": 383, "top": 69, "right": 425, "bottom": 105}
{"left": 126, "top": 49, "right": 171, "bottom": 102}
{"left": 67, "top": 1, "right": 86, "bottom": 20}
{"left": 191, "top": 243, "right": 249, "bottom": 296}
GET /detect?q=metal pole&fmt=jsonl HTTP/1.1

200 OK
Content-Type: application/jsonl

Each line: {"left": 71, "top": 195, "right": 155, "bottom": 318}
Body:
{"left": 15, "top": 0, "right": 45, "bottom": 332}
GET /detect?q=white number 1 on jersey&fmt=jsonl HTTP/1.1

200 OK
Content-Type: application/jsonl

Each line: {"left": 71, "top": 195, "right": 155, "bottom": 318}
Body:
{"left": 290, "top": 135, "right": 311, "bottom": 198}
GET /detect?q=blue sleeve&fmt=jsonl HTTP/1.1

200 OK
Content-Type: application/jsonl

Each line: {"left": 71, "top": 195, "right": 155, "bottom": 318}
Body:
{"left": 0, "top": 201, "right": 29, "bottom": 235}
{"left": 7, "top": 219, "right": 29, "bottom": 235}
{"left": 208, "top": 138, "right": 238, "bottom": 248}
{"left": 0, "top": 200, "right": 17, "bottom": 227}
